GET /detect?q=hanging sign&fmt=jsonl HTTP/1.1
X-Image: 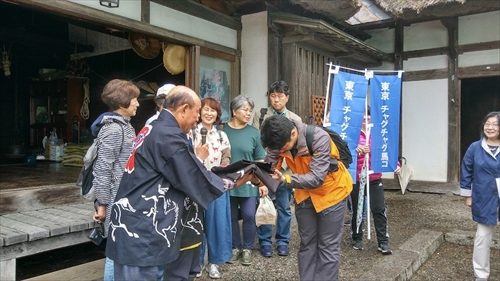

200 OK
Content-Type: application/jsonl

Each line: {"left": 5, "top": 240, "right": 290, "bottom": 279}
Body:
{"left": 370, "top": 74, "right": 402, "bottom": 172}
{"left": 328, "top": 70, "right": 368, "bottom": 181}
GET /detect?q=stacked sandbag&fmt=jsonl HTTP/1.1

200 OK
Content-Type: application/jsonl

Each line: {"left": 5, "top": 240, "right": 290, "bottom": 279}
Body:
{"left": 62, "top": 143, "right": 91, "bottom": 167}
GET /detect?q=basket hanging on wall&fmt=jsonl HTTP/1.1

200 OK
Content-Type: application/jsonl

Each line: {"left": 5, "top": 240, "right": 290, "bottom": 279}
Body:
{"left": 163, "top": 44, "right": 186, "bottom": 75}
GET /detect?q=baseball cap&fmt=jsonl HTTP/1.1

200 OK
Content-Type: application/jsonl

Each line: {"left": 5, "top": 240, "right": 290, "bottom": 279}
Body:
{"left": 157, "top": 83, "right": 176, "bottom": 96}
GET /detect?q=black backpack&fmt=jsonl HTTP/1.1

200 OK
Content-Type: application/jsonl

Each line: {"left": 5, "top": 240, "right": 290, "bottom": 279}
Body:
{"left": 305, "top": 125, "right": 353, "bottom": 170}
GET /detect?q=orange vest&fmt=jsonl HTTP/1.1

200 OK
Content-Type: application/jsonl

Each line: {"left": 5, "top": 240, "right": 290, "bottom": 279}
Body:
{"left": 277, "top": 140, "right": 353, "bottom": 213}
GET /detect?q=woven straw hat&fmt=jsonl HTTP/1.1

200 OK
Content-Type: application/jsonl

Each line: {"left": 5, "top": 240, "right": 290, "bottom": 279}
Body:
{"left": 163, "top": 44, "right": 186, "bottom": 75}
{"left": 128, "top": 33, "right": 161, "bottom": 59}
{"left": 137, "top": 81, "right": 156, "bottom": 94}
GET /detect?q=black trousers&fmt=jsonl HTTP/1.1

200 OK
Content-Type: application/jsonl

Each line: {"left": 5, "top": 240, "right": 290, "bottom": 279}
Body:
{"left": 350, "top": 178, "right": 389, "bottom": 244}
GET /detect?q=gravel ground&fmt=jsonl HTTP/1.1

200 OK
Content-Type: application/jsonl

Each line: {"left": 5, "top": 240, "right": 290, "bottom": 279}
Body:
{"left": 16, "top": 180, "right": 499, "bottom": 281}
{"left": 196, "top": 180, "right": 500, "bottom": 281}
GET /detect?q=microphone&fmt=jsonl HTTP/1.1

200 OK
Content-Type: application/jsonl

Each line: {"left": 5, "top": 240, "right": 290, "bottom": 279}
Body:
{"left": 200, "top": 127, "right": 208, "bottom": 145}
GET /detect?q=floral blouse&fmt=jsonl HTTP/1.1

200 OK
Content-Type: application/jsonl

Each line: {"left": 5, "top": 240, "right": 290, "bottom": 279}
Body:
{"left": 189, "top": 124, "right": 231, "bottom": 169}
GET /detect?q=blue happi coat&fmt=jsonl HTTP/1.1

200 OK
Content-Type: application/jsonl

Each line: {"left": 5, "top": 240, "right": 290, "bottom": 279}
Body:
{"left": 105, "top": 109, "right": 225, "bottom": 267}
{"left": 460, "top": 138, "right": 500, "bottom": 225}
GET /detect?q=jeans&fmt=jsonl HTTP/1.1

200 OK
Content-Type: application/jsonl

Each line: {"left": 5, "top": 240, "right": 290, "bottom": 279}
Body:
{"left": 257, "top": 186, "right": 292, "bottom": 246}
{"left": 104, "top": 257, "right": 114, "bottom": 281}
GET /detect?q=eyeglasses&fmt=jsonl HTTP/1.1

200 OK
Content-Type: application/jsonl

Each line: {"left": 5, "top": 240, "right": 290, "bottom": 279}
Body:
{"left": 484, "top": 123, "right": 499, "bottom": 128}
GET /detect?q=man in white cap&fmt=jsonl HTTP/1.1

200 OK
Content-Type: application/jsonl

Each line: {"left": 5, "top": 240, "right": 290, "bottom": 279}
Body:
{"left": 145, "top": 83, "right": 176, "bottom": 126}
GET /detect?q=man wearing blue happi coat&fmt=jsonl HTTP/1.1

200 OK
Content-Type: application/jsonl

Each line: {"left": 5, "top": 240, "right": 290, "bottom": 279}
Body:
{"left": 106, "top": 86, "right": 256, "bottom": 280}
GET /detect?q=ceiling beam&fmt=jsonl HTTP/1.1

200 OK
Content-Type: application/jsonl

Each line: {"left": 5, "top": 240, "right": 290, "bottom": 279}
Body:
{"left": 0, "top": 26, "right": 94, "bottom": 54}
{"left": 6, "top": 0, "right": 240, "bottom": 56}
{"left": 388, "top": 40, "right": 500, "bottom": 60}
{"left": 152, "top": 0, "right": 242, "bottom": 30}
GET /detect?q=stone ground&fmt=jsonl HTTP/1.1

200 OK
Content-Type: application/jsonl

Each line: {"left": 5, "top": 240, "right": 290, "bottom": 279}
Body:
{"left": 21, "top": 179, "right": 500, "bottom": 281}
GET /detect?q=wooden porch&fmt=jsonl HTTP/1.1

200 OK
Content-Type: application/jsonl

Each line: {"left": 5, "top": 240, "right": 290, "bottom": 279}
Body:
{"left": 0, "top": 162, "right": 94, "bottom": 280}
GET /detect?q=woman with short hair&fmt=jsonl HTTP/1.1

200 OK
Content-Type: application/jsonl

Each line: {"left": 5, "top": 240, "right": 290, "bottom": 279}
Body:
{"left": 91, "top": 79, "right": 140, "bottom": 281}
{"left": 460, "top": 111, "right": 500, "bottom": 281}
{"left": 189, "top": 98, "right": 231, "bottom": 279}
{"left": 223, "top": 95, "right": 268, "bottom": 266}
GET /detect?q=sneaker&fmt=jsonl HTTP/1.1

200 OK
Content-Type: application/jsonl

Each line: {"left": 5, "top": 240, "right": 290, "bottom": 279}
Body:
{"left": 352, "top": 239, "right": 363, "bottom": 250}
{"left": 277, "top": 245, "right": 289, "bottom": 256}
{"left": 260, "top": 245, "right": 272, "bottom": 257}
{"left": 227, "top": 248, "right": 241, "bottom": 264}
{"left": 344, "top": 219, "right": 351, "bottom": 226}
{"left": 378, "top": 243, "right": 393, "bottom": 255}
{"left": 241, "top": 249, "right": 252, "bottom": 266}
{"left": 206, "top": 263, "right": 220, "bottom": 279}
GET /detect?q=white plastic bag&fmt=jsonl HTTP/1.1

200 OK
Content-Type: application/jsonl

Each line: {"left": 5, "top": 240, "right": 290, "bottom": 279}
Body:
{"left": 255, "top": 196, "right": 277, "bottom": 227}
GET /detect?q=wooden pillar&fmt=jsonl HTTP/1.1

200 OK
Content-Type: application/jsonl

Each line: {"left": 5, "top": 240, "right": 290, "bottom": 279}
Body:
{"left": 268, "top": 22, "right": 283, "bottom": 86}
{"left": 141, "top": 0, "right": 150, "bottom": 23}
{"left": 185, "top": 46, "right": 200, "bottom": 92}
{"left": 442, "top": 17, "right": 460, "bottom": 182}
{"left": 0, "top": 258, "right": 16, "bottom": 281}
{"left": 394, "top": 21, "right": 404, "bottom": 70}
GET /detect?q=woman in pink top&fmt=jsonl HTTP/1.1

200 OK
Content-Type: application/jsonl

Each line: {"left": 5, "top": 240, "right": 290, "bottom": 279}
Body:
{"left": 349, "top": 106, "right": 400, "bottom": 255}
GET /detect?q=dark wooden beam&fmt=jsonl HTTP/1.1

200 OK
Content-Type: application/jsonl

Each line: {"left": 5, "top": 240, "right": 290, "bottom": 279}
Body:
{"left": 350, "top": 18, "right": 397, "bottom": 31}
{"left": 152, "top": 0, "right": 242, "bottom": 30}
{"left": 402, "top": 68, "right": 448, "bottom": 81}
{"left": 400, "top": 46, "right": 448, "bottom": 59}
{"left": 389, "top": 40, "right": 500, "bottom": 60}
{"left": 8, "top": 0, "right": 240, "bottom": 56}
{"left": 446, "top": 17, "right": 459, "bottom": 183}
{"left": 441, "top": 17, "right": 458, "bottom": 30}
{"left": 460, "top": 40, "right": 500, "bottom": 53}
{"left": 403, "top": 64, "right": 500, "bottom": 81}
{"left": 394, "top": 21, "right": 404, "bottom": 70}
{"left": 0, "top": 26, "right": 94, "bottom": 54}
{"left": 458, "top": 63, "right": 500, "bottom": 79}
{"left": 282, "top": 32, "right": 351, "bottom": 53}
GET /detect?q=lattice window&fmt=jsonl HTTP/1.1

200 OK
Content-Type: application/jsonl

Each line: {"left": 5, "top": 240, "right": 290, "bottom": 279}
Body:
{"left": 310, "top": 95, "right": 326, "bottom": 126}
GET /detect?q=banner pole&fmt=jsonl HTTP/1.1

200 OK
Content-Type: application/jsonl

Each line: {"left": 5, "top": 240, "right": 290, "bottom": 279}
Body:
{"left": 364, "top": 99, "right": 373, "bottom": 240}
{"left": 324, "top": 63, "right": 338, "bottom": 127}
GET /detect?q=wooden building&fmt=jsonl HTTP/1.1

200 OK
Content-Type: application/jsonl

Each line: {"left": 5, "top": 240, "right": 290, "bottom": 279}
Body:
{"left": 0, "top": 0, "right": 499, "bottom": 279}
{"left": 0, "top": 0, "right": 499, "bottom": 180}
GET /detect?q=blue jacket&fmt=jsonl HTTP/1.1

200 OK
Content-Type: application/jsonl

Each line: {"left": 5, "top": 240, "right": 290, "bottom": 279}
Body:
{"left": 105, "top": 110, "right": 225, "bottom": 267}
{"left": 460, "top": 138, "right": 500, "bottom": 225}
